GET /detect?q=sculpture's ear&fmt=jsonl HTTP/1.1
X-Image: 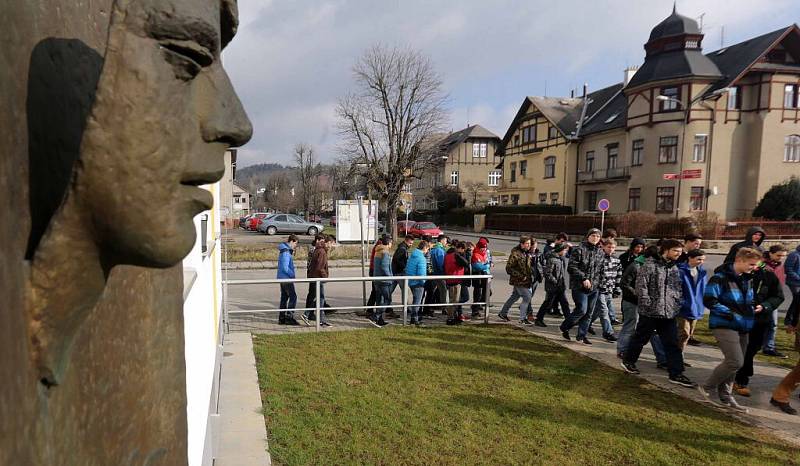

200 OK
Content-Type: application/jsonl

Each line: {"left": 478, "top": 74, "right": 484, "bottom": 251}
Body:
{"left": 25, "top": 39, "right": 103, "bottom": 260}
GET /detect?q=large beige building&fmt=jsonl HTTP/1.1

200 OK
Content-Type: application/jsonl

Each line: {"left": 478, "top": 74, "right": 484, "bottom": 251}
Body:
{"left": 497, "top": 8, "right": 800, "bottom": 219}
{"left": 412, "top": 124, "right": 502, "bottom": 210}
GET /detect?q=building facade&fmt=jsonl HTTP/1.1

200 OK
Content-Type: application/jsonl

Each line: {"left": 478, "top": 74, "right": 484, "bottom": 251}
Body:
{"left": 412, "top": 124, "right": 502, "bottom": 210}
{"left": 497, "top": 8, "right": 800, "bottom": 219}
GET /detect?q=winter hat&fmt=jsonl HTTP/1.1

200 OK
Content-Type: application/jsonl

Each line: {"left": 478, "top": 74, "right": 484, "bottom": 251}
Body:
{"left": 586, "top": 228, "right": 601, "bottom": 238}
{"left": 630, "top": 237, "right": 646, "bottom": 248}
{"left": 553, "top": 243, "right": 569, "bottom": 253}
{"left": 477, "top": 238, "right": 488, "bottom": 249}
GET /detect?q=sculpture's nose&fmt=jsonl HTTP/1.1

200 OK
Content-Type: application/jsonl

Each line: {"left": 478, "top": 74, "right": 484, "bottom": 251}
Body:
{"left": 201, "top": 66, "right": 253, "bottom": 147}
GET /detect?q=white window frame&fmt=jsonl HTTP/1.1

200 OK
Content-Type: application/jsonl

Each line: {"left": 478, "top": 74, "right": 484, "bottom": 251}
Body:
{"left": 692, "top": 134, "right": 708, "bottom": 163}
{"left": 472, "top": 143, "right": 480, "bottom": 157}
{"left": 785, "top": 84, "right": 797, "bottom": 109}
{"left": 450, "top": 170, "right": 459, "bottom": 186}
{"left": 785, "top": 135, "right": 800, "bottom": 162}
{"left": 480, "top": 143, "right": 487, "bottom": 157}
{"left": 488, "top": 170, "right": 501, "bottom": 187}
{"left": 727, "top": 86, "right": 739, "bottom": 110}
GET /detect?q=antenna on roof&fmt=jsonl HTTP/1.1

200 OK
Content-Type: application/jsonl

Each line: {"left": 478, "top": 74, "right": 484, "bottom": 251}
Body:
{"left": 672, "top": 0, "right": 676, "bottom": 14}
{"left": 697, "top": 12, "right": 705, "bottom": 32}
{"left": 544, "top": 80, "right": 547, "bottom": 97}
{"left": 720, "top": 25, "right": 725, "bottom": 48}
{"left": 466, "top": 106, "right": 470, "bottom": 128}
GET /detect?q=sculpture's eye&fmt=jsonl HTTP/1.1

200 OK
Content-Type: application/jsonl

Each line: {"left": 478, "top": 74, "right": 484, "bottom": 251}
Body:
{"left": 159, "top": 40, "right": 213, "bottom": 80}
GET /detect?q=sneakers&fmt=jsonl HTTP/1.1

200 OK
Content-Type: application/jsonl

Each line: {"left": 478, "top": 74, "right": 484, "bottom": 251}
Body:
{"left": 683, "top": 361, "right": 692, "bottom": 368}
{"left": 603, "top": 333, "right": 618, "bottom": 342}
{"left": 697, "top": 385, "right": 714, "bottom": 403}
{"left": 610, "top": 319, "right": 622, "bottom": 326}
{"left": 581, "top": 337, "right": 592, "bottom": 345}
{"left": 376, "top": 320, "right": 389, "bottom": 327}
{"left": 534, "top": 319, "right": 547, "bottom": 327}
{"left": 770, "top": 398, "right": 798, "bottom": 415}
{"left": 687, "top": 338, "right": 702, "bottom": 347}
{"left": 320, "top": 322, "right": 333, "bottom": 328}
{"left": 458, "top": 314, "right": 470, "bottom": 322}
{"left": 300, "top": 315, "right": 310, "bottom": 326}
{"left": 620, "top": 361, "right": 640, "bottom": 374}
{"left": 720, "top": 397, "right": 748, "bottom": 413}
{"left": 446, "top": 319, "right": 462, "bottom": 326}
{"left": 367, "top": 317, "right": 382, "bottom": 328}
{"left": 763, "top": 349, "right": 789, "bottom": 359}
{"left": 668, "top": 374, "right": 697, "bottom": 388}
{"left": 733, "top": 383, "right": 751, "bottom": 397}
{"left": 497, "top": 313, "right": 510, "bottom": 322}
{"left": 520, "top": 319, "right": 533, "bottom": 326}
{"left": 587, "top": 327, "right": 596, "bottom": 336}
{"left": 561, "top": 330, "right": 571, "bottom": 341}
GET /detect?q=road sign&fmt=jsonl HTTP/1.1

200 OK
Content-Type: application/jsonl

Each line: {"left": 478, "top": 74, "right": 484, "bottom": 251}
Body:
{"left": 597, "top": 198, "right": 610, "bottom": 212}
{"left": 682, "top": 169, "right": 702, "bottom": 179}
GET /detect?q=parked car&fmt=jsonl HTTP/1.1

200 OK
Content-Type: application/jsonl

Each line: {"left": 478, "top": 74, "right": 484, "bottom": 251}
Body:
{"left": 330, "top": 215, "right": 337, "bottom": 226}
{"left": 247, "top": 213, "right": 272, "bottom": 231}
{"left": 258, "top": 213, "right": 324, "bottom": 236}
{"left": 239, "top": 215, "right": 251, "bottom": 229}
{"left": 397, "top": 220, "right": 416, "bottom": 236}
{"left": 409, "top": 221, "right": 442, "bottom": 238}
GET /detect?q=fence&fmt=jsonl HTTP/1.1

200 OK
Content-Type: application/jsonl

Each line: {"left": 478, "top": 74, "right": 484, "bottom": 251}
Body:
{"left": 485, "top": 213, "right": 800, "bottom": 240}
{"left": 223, "top": 274, "right": 494, "bottom": 333}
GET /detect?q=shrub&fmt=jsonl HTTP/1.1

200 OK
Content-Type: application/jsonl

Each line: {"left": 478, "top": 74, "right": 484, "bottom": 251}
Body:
{"left": 617, "top": 211, "right": 658, "bottom": 237}
{"left": 753, "top": 176, "right": 800, "bottom": 220}
{"left": 487, "top": 204, "right": 573, "bottom": 215}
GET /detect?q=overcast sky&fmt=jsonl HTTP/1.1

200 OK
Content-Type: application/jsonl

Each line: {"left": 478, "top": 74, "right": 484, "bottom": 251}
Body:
{"left": 223, "top": 0, "right": 800, "bottom": 168}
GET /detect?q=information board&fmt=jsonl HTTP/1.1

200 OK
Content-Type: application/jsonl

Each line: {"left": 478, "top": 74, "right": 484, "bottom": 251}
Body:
{"left": 336, "top": 199, "right": 378, "bottom": 242}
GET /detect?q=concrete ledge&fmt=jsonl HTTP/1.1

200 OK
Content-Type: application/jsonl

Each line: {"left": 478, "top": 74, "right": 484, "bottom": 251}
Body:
{"left": 216, "top": 332, "right": 271, "bottom": 465}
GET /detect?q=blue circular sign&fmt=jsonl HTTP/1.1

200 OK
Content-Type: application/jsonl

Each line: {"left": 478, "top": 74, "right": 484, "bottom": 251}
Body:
{"left": 597, "top": 198, "right": 610, "bottom": 212}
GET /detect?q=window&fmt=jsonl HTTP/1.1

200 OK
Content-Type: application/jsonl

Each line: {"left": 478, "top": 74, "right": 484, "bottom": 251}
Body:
{"left": 488, "top": 196, "right": 499, "bottom": 206}
{"left": 539, "top": 193, "right": 547, "bottom": 204}
{"left": 501, "top": 195, "right": 509, "bottom": 205}
{"left": 660, "top": 87, "right": 679, "bottom": 111}
{"left": 727, "top": 86, "right": 741, "bottom": 110}
{"left": 784, "top": 84, "right": 798, "bottom": 109}
{"left": 514, "top": 135, "right": 520, "bottom": 147}
{"left": 473, "top": 142, "right": 487, "bottom": 158}
{"left": 785, "top": 135, "right": 800, "bottom": 162}
{"left": 686, "top": 39, "right": 699, "bottom": 48}
{"left": 450, "top": 170, "right": 459, "bottom": 186}
{"left": 519, "top": 160, "right": 528, "bottom": 178}
{"left": 488, "top": 170, "right": 501, "bottom": 186}
{"left": 607, "top": 144, "right": 619, "bottom": 169}
{"left": 692, "top": 135, "right": 707, "bottom": 162}
{"left": 631, "top": 139, "right": 644, "bottom": 166}
{"left": 690, "top": 187, "right": 704, "bottom": 211}
{"left": 585, "top": 191, "right": 598, "bottom": 212}
{"left": 628, "top": 188, "right": 641, "bottom": 211}
{"left": 274, "top": 214, "right": 287, "bottom": 222}
{"left": 522, "top": 125, "right": 536, "bottom": 144}
{"left": 585, "top": 151, "right": 595, "bottom": 172}
{"left": 511, "top": 194, "right": 520, "bottom": 205}
{"left": 510, "top": 162, "right": 517, "bottom": 182}
{"left": 550, "top": 192, "right": 559, "bottom": 205}
{"left": 656, "top": 187, "right": 675, "bottom": 212}
{"left": 548, "top": 126, "right": 558, "bottom": 139}
{"left": 544, "top": 156, "right": 556, "bottom": 178}
{"left": 659, "top": 136, "right": 678, "bottom": 163}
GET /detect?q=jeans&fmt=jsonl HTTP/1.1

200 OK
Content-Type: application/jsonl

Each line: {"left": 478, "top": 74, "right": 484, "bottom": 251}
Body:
{"left": 472, "top": 278, "right": 488, "bottom": 314}
{"left": 560, "top": 288, "right": 599, "bottom": 340}
{"left": 409, "top": 286, "right": 424, "bottom": 324}
{"left": 304, "top": 283, "right": 328, "bottom": 324}
{"left": 279, "top": 283, "right": 297, "bottom": 321}
{"left": 535, "top": 289, "right": 570, "bottom": 321}
{"left": 735, "top": 318, "right": 768, "bottom": 387}
{"left": 500, "top": 286, "right": 533, "bottom": 321}
{"left": 616, "top": 301, "right": 667, "bottom": 363}
{"left": 422, "top": 280, "right": 439, "bottom": 314}
{"left": 589, "top": 293, "right": 615, "bottom": 337}
{"left": 374, "top": 283, "right": 392, "bottom": 322}
{"left": 704, "top": 328, "right": 748, "bottom": 400}
{"left": 762, "top": 308, "right": 778, "bottom": 352}
{"left": 623, "top": 315, "right": 684, "bottom": 378}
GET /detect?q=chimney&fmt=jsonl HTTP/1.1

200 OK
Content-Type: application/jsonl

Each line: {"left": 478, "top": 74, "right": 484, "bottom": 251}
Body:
{"left": 582, "top": 83, "right": 588, "bottom": 98}
{"left": 570, "top": 89, "right": 575, "bottom": 98}
{"left": 624, "top": 66, "right": 639, "bottom": 86}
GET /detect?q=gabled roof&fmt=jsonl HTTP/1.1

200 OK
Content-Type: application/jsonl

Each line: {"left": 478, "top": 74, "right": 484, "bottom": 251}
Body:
{"left": 440, "top": 124, "right": 500, "bottom": 148}
{"left": 580, "top": 88, "right": 627, "bottom": 136}
{"left": 704, "top": 25, "right": 797, "bottom": 96}
{"left": 528, "top": 96, "right": 583, "bottom": 137}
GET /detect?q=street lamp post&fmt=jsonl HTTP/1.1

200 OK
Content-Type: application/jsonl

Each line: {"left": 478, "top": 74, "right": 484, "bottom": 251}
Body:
{"left": 656, "top": 87, "right": 729, "bottom": 219}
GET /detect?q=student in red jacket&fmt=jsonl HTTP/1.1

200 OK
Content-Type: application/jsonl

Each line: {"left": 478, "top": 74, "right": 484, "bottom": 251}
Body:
{"left": 444, "top": 241, "right": 469, "bottom": 325}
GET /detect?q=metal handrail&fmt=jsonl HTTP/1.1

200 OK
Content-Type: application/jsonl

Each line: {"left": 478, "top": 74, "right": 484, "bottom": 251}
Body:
{"left": 223, "top": 274, "right": 494, "bottom": 332}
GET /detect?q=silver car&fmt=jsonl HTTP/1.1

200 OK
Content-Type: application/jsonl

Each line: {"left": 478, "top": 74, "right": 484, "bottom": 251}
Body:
{"left": 257, "top": 213, "right": 324, "bottom": 236}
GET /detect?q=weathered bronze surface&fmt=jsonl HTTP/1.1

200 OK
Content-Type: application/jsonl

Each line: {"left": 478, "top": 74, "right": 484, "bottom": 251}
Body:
{"left": 1, "top": 0, "right": 252, "bottom": 463}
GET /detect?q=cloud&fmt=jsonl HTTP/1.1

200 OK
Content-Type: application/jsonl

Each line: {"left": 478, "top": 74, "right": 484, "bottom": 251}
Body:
{"left": 223, "top": 0, "right": 800, "bottom": 168}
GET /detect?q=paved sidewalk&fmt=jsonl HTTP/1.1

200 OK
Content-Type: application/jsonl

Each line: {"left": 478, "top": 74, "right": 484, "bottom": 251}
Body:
{"left": 216, "top": 332, "right": 271, "bottom": 466}
{"left": 512, "top": 314, "right": 800, "bottom": 448}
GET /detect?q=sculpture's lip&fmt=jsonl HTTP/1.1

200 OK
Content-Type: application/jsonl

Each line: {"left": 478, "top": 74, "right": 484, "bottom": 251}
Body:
{"left": 182, "top": 185, "right": 214, "bottom": 213}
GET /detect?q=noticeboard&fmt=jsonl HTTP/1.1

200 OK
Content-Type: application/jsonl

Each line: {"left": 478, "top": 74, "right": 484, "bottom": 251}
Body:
{"left": 336, "top": 199, "right": 378, "bottom": 242}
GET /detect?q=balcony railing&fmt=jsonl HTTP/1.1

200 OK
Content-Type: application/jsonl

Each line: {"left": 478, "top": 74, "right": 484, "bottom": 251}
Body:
{"left": 576, "top": 166, "right": 631, "bottom": 183}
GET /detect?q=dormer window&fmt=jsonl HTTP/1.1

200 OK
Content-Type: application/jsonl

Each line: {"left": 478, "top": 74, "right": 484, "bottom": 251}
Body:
{"left": 685, "top": 40, "right": 699, "bottom": 49}
{"left": 660, "top": 87, "right": 680, "bottom": 111}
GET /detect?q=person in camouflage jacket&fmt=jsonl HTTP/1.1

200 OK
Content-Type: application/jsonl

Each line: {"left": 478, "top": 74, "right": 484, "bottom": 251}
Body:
{"left": 560, "top": 228, "right": 604, "bottom": 343}
{"left": 499, "top": 236, "right": 534, "bottom": 323}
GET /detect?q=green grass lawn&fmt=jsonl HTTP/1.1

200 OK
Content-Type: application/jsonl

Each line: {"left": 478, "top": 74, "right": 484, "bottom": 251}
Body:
{"left": 692, "top": 318, "right": 799, "bottom": 370}
{"left": 253, "top": 325, "right": 797, "bottom": 465}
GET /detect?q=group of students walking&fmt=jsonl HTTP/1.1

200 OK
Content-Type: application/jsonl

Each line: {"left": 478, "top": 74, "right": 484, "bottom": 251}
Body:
{"left": 501, "top": 226, "right": 800, "bottom": 415}
{"left": 273, "top": 226, "right": 800, "bottom": 415}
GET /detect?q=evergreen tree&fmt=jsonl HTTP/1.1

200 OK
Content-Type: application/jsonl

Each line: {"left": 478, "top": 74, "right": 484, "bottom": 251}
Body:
{"left": 753, "top": 177, "right": 800, "bottom": 220}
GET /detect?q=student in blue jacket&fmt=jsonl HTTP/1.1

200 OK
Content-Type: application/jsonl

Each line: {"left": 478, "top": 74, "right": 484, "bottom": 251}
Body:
{"left": 700, "top": 247, "right": 762, "bottom": 412}
{"left": 676, "top": 249, "right": 707, "bottom": 353}
{"left": 405, "top": 241, "right": 430, "bottom": 326}
{"left": 277, "top": 235, "right": 300, "bottom": 325}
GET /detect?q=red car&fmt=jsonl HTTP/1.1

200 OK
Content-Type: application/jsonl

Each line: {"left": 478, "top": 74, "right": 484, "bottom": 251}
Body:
{"left": 247, "top": 213, "right": 271, "bottom": 231}
{"left": 397, "top": 220, "right": 416, "bottom": 236}
{"left": 409, "top": 221, "right": 442, "bottom": 238}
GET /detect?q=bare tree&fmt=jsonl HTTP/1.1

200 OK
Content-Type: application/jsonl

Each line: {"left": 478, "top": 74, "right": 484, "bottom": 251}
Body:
{"left": 337, "top": 45, "right": 448, "bottom": 239}
{"left": 463, "top": 181, "right": 486, "bottom": 207}
{"left": 263, "top": 172, "right": 296, "bottom": 212}
{"left": 293, "top": 143, "right": 321, "bottom": 216}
